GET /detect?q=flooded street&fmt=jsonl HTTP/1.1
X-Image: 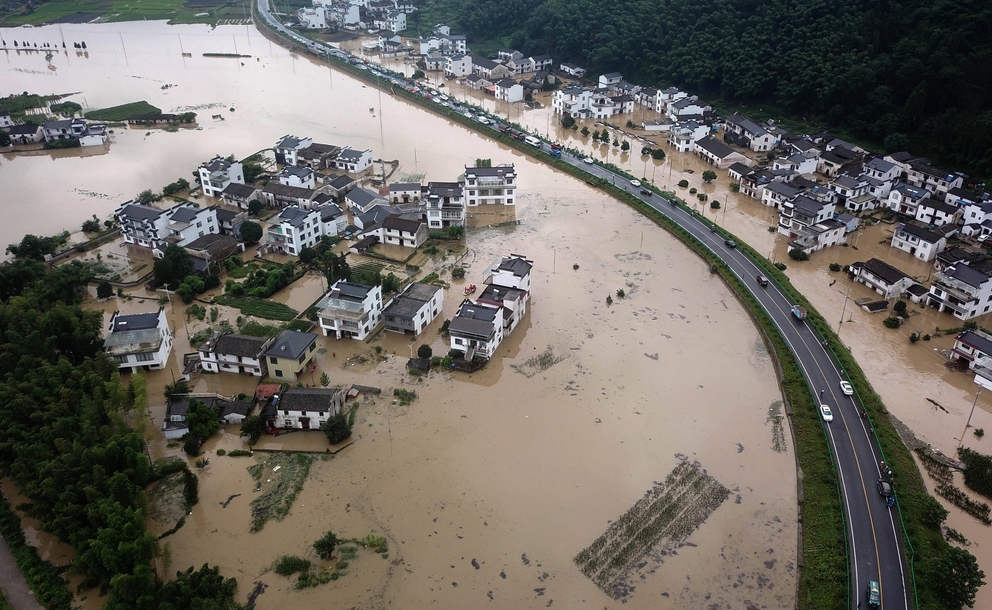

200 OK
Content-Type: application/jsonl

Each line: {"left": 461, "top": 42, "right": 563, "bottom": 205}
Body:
{"left": 2, "top": 19, "right": 990, "bottom": 609}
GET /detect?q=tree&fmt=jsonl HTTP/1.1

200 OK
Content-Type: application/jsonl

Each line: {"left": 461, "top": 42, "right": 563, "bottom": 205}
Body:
{"left": 6, "top": 231, "right": 70, "bottom": 260}
{"left": 620, "top": 140, "right": 630, "bottom": 152}
{"left": 0, "top": 130, "right": 10, "bottom": 147}
{"left": 247, "top": 199, "right": 263, "bottom": 216}
{"left": 580, "top": 126, "right": 590, "bottom": 137}
{"left": 82, "top": 215, "right": 101, "bottom": 233}
{"left": 451, "top": 267, "right": 466, "bottom": 279}
{"left": 164, "top": 379, "right": 190, "bottom": 401}
{"left": 320, "top": 372, "right": 330, "bottom": 387}
{"left": 97, "top": 280, "right": 114, "bottom": 300}
{"left": 475, "top": 158, "right": 492, "bottom": 168}
{"left": 884, "top": 132, "right": 909, "bottom": 152}
{"left": 788, "top": 248, "right": 810, "bottom": 261}
{"left": 561, "top": 115, "right": 576, "bottom": 128}
{"left": 412, "top": 69, "right": 426, "bottom": 80}
{"left": 651, "top": 148, "right": 666, "bottom": 160}
{"left": 185, "top": 399, "right": 219, "bottom": 441}
{"left": 239, "top": 220, "right": 262, "bottom": 245}
{"left": 381, "top": 272, "right": 401, "bottom": 294}
{"left": 299, "top": 246, "right": 316, "bottom": 264}
{"left": 154, "top": 244, "right": 194, "bottom": 288}
{"left": 242, "top": 160, "right": 264, "bottom": 183}
{"left": 923, "top": 546, "right": 985, "bottom": 609}
{"left": 893, "top": 300, "right": 907, "bottom": 315}
{"left": 135, "top": 189, "right": 157, "bottom": 204}
{"left": 702, "top": 170, "right": 717, "bottom": 182}
{"left": 240, "top": 415, "right": 265, "bottom": 444}
{"left": 592, "top": 129, "right": 601, "bottom": 141}
{"left": 313, "top": 531, "right": 340, "bottom": 560}
{"left": 730, "top": 182, "right": 741, "bottom": 192}
{"left": 418, "top": 344, "right": 433, "bottom": 359}
{"left": 678, "top": 179, "right": 689, "bottom": 188}
{"left": 322, "top": 413, "right": 352, "bottom": 444}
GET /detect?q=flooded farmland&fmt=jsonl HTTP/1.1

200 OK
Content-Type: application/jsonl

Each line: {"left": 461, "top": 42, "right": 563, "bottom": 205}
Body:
{"left": 2, "top": 18, "right": 991, "bottom": 609}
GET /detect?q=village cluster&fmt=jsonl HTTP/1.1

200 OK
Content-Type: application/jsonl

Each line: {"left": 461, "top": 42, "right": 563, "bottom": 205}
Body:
{"left": 101, "top": 131, "right": 531, "bottom": 441}
{"left": 0, "top": 112, "right": 109, "bottom": 146}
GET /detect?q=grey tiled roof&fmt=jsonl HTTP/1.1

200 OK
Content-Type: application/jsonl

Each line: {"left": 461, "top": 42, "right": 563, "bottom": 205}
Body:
{"left": 263, "top": 330, "right": 317, "bottom": 360}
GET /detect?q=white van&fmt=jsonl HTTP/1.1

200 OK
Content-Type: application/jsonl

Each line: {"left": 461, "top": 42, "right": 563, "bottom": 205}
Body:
{"left": 524, "top": 135, "right": 541, "bottom": 147}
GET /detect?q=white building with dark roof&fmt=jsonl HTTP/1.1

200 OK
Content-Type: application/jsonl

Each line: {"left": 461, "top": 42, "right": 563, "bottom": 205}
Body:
{"left": 198, "top": 333, "right": 275, "bottom": 376}
{"left": 891, "top": 222, "right": 947, "bottom": 262}
{"left": 424, "top": 181, "right": 465, "bottom": 228}
{"left": 317, "top": 280, "right": 384, "bottom": 340}
{"left": 115, "top": 201, "right": 169, "bottom": 249}
{"left": 104, "top": 308, "right": 173, "bottom": 373}
{"left": 464, "top": 164, "right": 516, "bottom": 206}
{"left": 277, "top": 165, "right": 316, "bottom": 189}
{"left": 694, "top": 135, "right": 749, "bottom": 169}
{"left": 275, "top": 135, "right": 313, "bottom": 166}
{"left": 345, "top": 187, "right": 388, "bottom": 213}
{"left": 915, "top": 198, "right": 961, "bottom": 227}
{"left": 198, "top": 156, "right": 245, "bottom": 198}
{"left": 373, "top": 215, "right": 427, "bottom": 249}
{"left": 448, "top": 299, "right": 504, "bottom": 359}
{"left": 929, "top": 264, "right": 992, "bottom": 320}
{"left": 333, "top": 147, "right": 373, "bottom": 173}
{"left": 382, "top": 283, "right": 444, "bottom": 336}
{"left": 267, "top": 206, "right": 321, "bottom": 256}
{"left": 164, "top": 205, "right": 219, "bottom": 247}
{"left": 269, "top": 388, "right": 346, "bottom": 430}
{"left": 850, "top": 258, "right": 914, "bottom": 299}
{"left": 485, "top": 253, "right": 533, "bottom": 292}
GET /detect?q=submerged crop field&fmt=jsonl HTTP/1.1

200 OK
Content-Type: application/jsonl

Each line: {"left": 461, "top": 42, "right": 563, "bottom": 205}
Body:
{"left": 574, "top": 459, "right": 730, "bottom": 599}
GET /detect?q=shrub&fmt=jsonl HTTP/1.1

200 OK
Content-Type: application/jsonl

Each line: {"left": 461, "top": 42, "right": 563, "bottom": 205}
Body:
{"left": 417, "top": 344, "right": 433, "bottom": 359}
{"left": 883, "top": 316, "right": 902, "bottom": 329}
{"left": 274, "top": 555, "right": 311, "bottom": 576}
{"left": 710, "top": 200, "right": 721, "bottom": 209}
{"left": 573, "top": 263, "right": 580, "bottom": 270}
{"left": 228, "top": 449, "right": 251, "bottom": 457}
{"left": 689, "top": 187, "right": 697, "bottom": 194}
{"left": 322, "top": 414, "right": 352, "bottom": 444}
{"left": 829, "top": 263, "right": 842, "bottom": 272}
{"left": 183, "top": 437, "right": 200, "bottom": 456}
{"left": 313, "top": 531, "right": 340, "bottom": 560}
{"left": 893, "top": 300, "right": 908, "bottom": 315}
{"left": 678, "top": 180, "right": 689, "bottom": 188}
{"left": 96, "top": 280, "right": 114, "bottom": 300}
{"left": 431, "top": 356, "right": 441, "bottom": 366}
{"left": 393, "top": 388, "right": 417, "bottom": 406}
{"left": 451, "top": 267, "right": 466, "bottom": 279}
{"left": 923, "top": 334, "right": 931, "bottom": 341}
{"left": 216, "top": 449, "right": 226, "bottom": 456}
{"left": 788, "top": 248, "right": 810, "bottom": 261}
{"left": 910, "top": 332, "right": 920, "bottom": 343}
{"left": 976, "top": 429, "right": 986, "bottom": 439}
{"left": 774, "top": 262, "right": 788, "bottom": 270}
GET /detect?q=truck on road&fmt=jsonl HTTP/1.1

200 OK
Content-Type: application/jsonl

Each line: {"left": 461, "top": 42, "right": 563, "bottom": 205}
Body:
{"left": 792, "top": 305, "right": 807, "bottom": 320}
{"left": 549, "top": 143, "right": 563, "bottom": 158}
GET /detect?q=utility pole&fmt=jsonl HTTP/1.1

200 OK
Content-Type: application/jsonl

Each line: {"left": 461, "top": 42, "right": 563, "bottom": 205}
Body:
{"left": 958, "top": 386, "right": 982, "bottom": 449}
{"left": 838, "top": 287, "right": 851, "bottom": 334}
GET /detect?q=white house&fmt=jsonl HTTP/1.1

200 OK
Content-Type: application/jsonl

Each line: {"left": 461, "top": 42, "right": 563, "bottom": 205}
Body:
{"left": 448, "top": 299, "right": 504, "bottom": 359}
{"left": 953, "top": 329, "right": 992, "bottom": 367}
{"left": 761, "top": 182, "right": 802, "bottom": 209}
{"left": 0, "top": 111, "right": 13, "bottom": 128}
{"left": 198, "top": 156, "right": 245, "bottom": 198}
{"left": 42, "top": 118, "right": 86, "bottom": 141}
{"left": 266, "top": 206, "right": 321, "bottom": 256}
{"left": 464, "top": 164, "right": 516, "bottom": 205}
{"left": 477, "top": 282, "right": 528, "bottom": 334}
{"left": 827, "top": 174, "right": 870, "bottom": 208}
{"left": 655, "top": 87, "right": 688, "bottom": 113}
{"left": 906, "top": 159, "right": 963, "bottom": 196}
{"left": 275, "top": 134, "right": 313, "bottom": 166}
{"left": 444, "top": 54, "right": 472, "bottom": 77}
{"left": 724, "top": 115, "right": 778, "bottom": 152}
{"left": 850, "top": 258, "right": 914, "bottom": 299}
{"left": 928, "top": 264, "right": 992, "bottom": 320}
{"left": 864, "top": 157, "right": 900, "bottom": 182}
{"left": 779, "top": 194, "right": 835, "bottom": 238}
{"left": 7, "top": 124, "right": 44, "bottom": 145}
{"left": 694, "top": 135, "right": 749, "bottom": 169}
{"left": 269, "top": 388, "right": 346, "bottom": 430}
{"left": 598, "top": 72, "right": 623, "bottom": 88}
{"left": 116, "top": 201, "right": 169, "bottom": 249}
{"left": 961, "top": 200, "right": 992, "bottom": 236}
{"left": 668, "top": 97, "right": 709, "bottom": 120}
{"left": 891, "top": 222, "right": 947, "bottom": 262}
{"left": 424, "top": 181, "right": 465, "bottom": 228}
{"left": 887, "top": 183, "right": 932, "bottom": 216}
{"left": 552, "top": 85, "right": 593, "bottom": 118}
{"left": 669, "top": 120, "right": 710, "bottom": 153}
{"left": 104, "top": 309, "right": 173, "bottom": 373}
{"left": 494, "top": 79, "right": 524, "bottom": 103}
{"left": 373, "top": 215, "right": 427, "bottom": 249}
{"left": 333, "top": 147, "right": 373, "bottom": 173}
{"left": 915, "top": 198, "right": 961, "bottom": 227}
{"left": 485, "top": 253, "right": 533, "bottom": 292}
{"left": 559, "top": 62, "right": 586, "bottom": 77}
{"left": 77, "top": 123, "right": 108, "bottom": 147}
{"left": 198, "top": 333, "right": 275, "bottom": 376}
{"left": 318, "top": 202, "right": 347, "bottom": 237}
{"left": 382, "top": 282, "right": 444, "bottom": 336}
{"left": 277, "top": 166, "right": 316, "bottom": 189}
{"left": 163, "top": 205, "right": 219, "bottom": 247}
{"left": 298, "top": 7, "right": 327, "bottom": 28}
{"left": 787, "top": 218, "right": 848, "bottom": 256}
{"left": 388, "top": 182, "right": 422, "bottom": 204}
{"left": 317, "top": 280, "right": 384, "bottom": 340}
{"left": 346, "top": 187, "right": 388, "bottom": 213}
{"left": 641, "top": 118, "right": 672, "bottom": 132}
{"left": 472, "top": 56, "right": 511, "bottom": 80}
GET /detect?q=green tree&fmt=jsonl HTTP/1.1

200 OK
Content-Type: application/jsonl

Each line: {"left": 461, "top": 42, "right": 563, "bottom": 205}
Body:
{"left": 240, "top": 414, "right": 265, "bottom": 444}
{"left": 313, "top": 531, "right": 340, "bottom": 560}
{"left": 164, "top": 379, "right": 191, "bottom": 401}
{"left": 475, "top": 158, "right": 492, "bottom": 168}
{"left": 620, "top": 140, "right": 630, "bottom": 152}
{"left": 0, "top": 130, "right": 10, "bottom": 147}
{"left": 412, "top": 69, "right": 426, "bottom": 79}
{"left": 185, "top": 399, "right": 219, "bottom": 441}
{"left": 320, "top": 372, "right": 330, "bottom": 387}
{"left": 158, "top": 564, "right": 240, "bottom": 610}
{"left": 5, "top": 231, "right": 70, "bottom": 260}
{"left": 884, "top": 132, "right": 909, "bottom": 152}
{"left": 299, "top": 246, "right": 317, "bottom": 264}
{"left": 923, "top": 546, "right": 985, "bottom": 609}
{"left": 561, "top": 115, "right": 576, "bottom": 128}
{"left": 651, "top": 148, "right": 666, "bottom": 160}
{"left": 730, "top": 182, "right": 741, "bottom": 192}
{"left": 592, "top": 129, "right": 600, "bottom": 141}
{"left": 239, "top": 220, "right": 263, "bottom": 245}
{"left": 451, "top": 267, "right": 466, "bottom": 279}
{"left": 580, "top": 126, "right": 590, "bottom": 137}
{"left": 155, "top": 244, "right": 195, "bottom": 288}
{"left": 135, "top": 189, "right": 157, "bottom": 205}
{"left": 702, "top": 170, "right": 717, "bottom": 182}
{"left": 82, "top": 215, "right": 102, "bottom": 233}
{"left": 322, "top": 413, "right": 352, "bottom": 445}
{"left": 678, "top": 179, "right": 689, "bottom": 188}
{"left": 788, "top": 248, "right": 810, "bottom": 261}
{"left": 418, "top": 344, "right": 433, "bottom": 359}
{"left": 243, "top": 160, "right": 264, "bottom": 183}
{"left": 248, "top": 199, "right": 264, "bottom": 216}
{"left": 97, "top": 280, "right": 114, "bottom": 300}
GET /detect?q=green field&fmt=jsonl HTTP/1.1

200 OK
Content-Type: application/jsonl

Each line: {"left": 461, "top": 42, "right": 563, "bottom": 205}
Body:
{"left": 213, "top": 296, "right": 299, "bottom": 321}
{"left": 0, "top": 0, "right": 250, "bottom": 26}
{"left": 84, "top": 100, "right": 161, "bottom": 121}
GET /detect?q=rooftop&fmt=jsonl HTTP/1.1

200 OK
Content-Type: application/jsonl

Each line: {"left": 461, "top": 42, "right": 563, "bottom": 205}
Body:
{"left": 200, "top": 333, "right": 271, "bottom": 358}
{"left": 855, "top": 258, "right": 909, "bottom": 286}
{"left": 263, "top": 330, "right": 317, "bottom": 361}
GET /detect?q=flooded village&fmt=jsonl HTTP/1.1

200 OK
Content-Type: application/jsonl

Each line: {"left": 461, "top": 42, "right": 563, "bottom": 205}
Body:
{"left": 1, "top": 12, "right": 992, "bottom": 610}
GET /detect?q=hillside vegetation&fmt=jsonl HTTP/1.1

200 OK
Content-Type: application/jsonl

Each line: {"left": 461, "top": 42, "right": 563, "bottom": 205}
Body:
{"left": 415, "top": 0, "right": 992, "bottom": 178}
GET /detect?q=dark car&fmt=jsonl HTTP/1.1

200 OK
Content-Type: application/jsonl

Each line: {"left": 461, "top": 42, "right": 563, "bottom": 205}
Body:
{"left": 876, "top": 479, "right": 893, "bottom": 497}
{"left": 866, "top": 580, "right": 881, "bottom": 608}
{"left": 756, "top": 275, "right": 769, "bottom": 287}
{"left": 640, "top": 189, "right": 652, "bottom": 196}
{"left": 724, "top": 239, "right": 737, "bottom": 248}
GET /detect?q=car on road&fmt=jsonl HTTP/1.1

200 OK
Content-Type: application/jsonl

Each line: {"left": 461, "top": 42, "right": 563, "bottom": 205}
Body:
{"left": 866, "top": 580, "right": 881, "bottom": 607}
{"left": 639, "top": 189, "right": 652, "bottom": 196}
{"left": 724, "top": 239, "right": 737, "bottom": 248}
{"left": 839, "top": 381, "right": 854, "bottom": 395}
{"left": 877, "top": 479, "right": 893, "bottom": 497}
{"left": 583, "top": 156, "right": 594, "bottom": 164}
{"left": 630, "top": 179, "right": 641, "bottom": 187}
{"left": 820, "top": 404, "right": 833, "bottom": 422}
{"left": 756, "top": 274, "right": 769, "bottom": 287}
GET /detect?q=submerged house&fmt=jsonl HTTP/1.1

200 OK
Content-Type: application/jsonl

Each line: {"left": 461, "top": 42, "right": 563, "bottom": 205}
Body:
{"left": 104, "top": 309, "right": 173, "bottom": 373}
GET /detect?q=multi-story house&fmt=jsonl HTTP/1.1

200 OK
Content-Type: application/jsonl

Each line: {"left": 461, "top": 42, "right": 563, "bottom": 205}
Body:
{"left": 961, "top": 200, "right": 992, "bottom": 237}
{"left": 198, "top": 333, "right": 275, "bottom": 376}
{"left": 424, "top": 181, "right": 465, "bottom": 228}
{"left": 494, "top": 78, "right": 524, "bottom": 103}
{"left": 915, "top": 198, "right": 961, "bottom": 227}
{"left": 668, "top": 96, "right": 710, "bottom": 120}
{"left": 298, "top": 7, "right": 326, "bottom": 28}
{"left": 42, "top": 118, "right": 86, "bottom": 141}
{"left": 268, "top": 388, "right": 346, "bottom": 430}
{"left": 333, "top": 147, "right": 373, "bottom": 173}
{"left": 906, "top": 159, "right": 963, "bottom": 196}
{"left": 198, "top": 156, "right": 245, "bottom": 198}
{"left": 115, "top": 201, "right": 170, "bottom": 248}
{"left": 953, "top": 329, "right": 992, "bottom": 368}
{"left": 887, "top": 182, "right": 932, "bottom": 216}
{"left": 163, "top": 205, "right": 219, "bottom": 247}
{"left": 472, "top": 56, "right": 511, "bottom": 80}
{"left": 484, "top": 253, "right": 533, "bottom": 292}
{"left": 778, "top": 194, "right": 835, "bottom": 238}
{"left": 318, "top": 281, "right": 384, "bottom": 340}
{"left": 724, "top": 115, "right": 779, "bottom": 152}
{"left": 448, "top": 300, "right": 504, "bottom": 360}
{"left": 444, "top": 54, "right": 473, "bottom": 78}
{"left": 694, "top": 136, "right": 749, "bottom": 169}
{"left": 275, "top": 134, "right": 313, "bottom": 166}
{"left": 928, "top": 264, "right": 992, "bottom": 320}
{"left": 891, "top": 222, "right": 947, "bottom": 262}
{"left": 827, "top": 174, "right": 869, "bottom": 207}
{"left": 761, "top": 182, "right": 802, "bottom": 209}
{"left": 849, "top": 258, "right": 914, "bottom": 299}
{"left": 259, "top": 184, "right": 318, "bottom": 209}
{"left": 345, "top": 187, "right": 388, "bottom": 213}
{"left": 464, "top": 164, "right": 516, "bottom": 206}
{"left": 277, "top": 166, "right": 316, "bottom": 189}
{"left": 266, "top": 206, "right": 321, "bottom": 256}
{"left": 373, "top": 215, "right": 426, "bottom": 248}
{"left": 552, "top": 85, "right": 593, "bottom": 118}
{"left": 382, "top": 283, "right": 444, "bottom": 336}
{"left": 104, "top": 308, "right": 173, "bottom": 373}
{"left": 559, "top": 62, "right": 586, "bottom": 78}
{"left": 221, "top": 183, "right": 260, "bottom": 210}
{"left": 388, "top": 182, "right": 422, "bottom": 204}
{"left": 262, "top": 330, "right": 318, "bottom": 382}
{"left": 478, "top": 283, "right": 528, "bottom": 334}
{"left": 317, "top": 202, "right": 347, "bottom": 237}
{"left": 863, "top": 157, "right": 900, "bottom": 182}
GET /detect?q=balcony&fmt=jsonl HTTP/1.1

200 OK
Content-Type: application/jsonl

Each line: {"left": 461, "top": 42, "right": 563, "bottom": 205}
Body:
{"left": 932, "top": 272, "right": 981, "bottom": 302}
{"left": 318, "top": 295, "right": 366, "bottom": 322}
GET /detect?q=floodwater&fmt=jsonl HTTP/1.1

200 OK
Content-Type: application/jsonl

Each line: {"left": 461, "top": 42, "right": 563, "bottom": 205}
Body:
{"left": 3, "top": 18, "right": 989, "bottom": 609}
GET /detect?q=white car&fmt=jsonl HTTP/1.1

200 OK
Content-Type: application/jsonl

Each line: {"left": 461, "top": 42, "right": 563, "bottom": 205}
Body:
{"left": 630, "top": 179, "right": 642, "bottom": 187}
{"left": 839, "top": 381, "right": 854, "bottom": 395}
{"left": 820, "top": 405, "right": 834, "bottom": 422}
{"left": 583, "top": 156, "right": 594, "bottom": 164}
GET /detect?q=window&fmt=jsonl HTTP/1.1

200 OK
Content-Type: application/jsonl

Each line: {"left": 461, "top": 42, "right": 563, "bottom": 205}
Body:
{"left": 196, "top": 221, "right": 202, "bottom": 228}
{"left": 270, "top": 356, "right": 278, "bottom": 364}
{"left": 284, "top": 410, "right": 289, "bottom": 415}
{"left": 275, "top": 370, "right": 284, "bottom": 377}
{"left": 298, "top": 353, "right": 306, "bottom": 364}
{"left": 134, "top": 352, "right": 154, "bottom": 362}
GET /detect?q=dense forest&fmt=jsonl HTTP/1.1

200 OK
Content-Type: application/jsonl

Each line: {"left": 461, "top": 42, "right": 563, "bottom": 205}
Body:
{"left": 0, "top": 253, "right": 240, "bottom": 609}
{"left": 414, "top": 0, "right": 992, "bottom": 178}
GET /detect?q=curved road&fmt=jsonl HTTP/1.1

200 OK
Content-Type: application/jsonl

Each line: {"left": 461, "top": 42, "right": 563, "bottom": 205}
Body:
{"left": 253, "top": 2, "right": 910, "bottom": 606}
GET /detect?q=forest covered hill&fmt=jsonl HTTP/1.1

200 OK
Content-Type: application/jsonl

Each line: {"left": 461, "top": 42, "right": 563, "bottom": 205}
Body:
{"left": 412, "top": 0, "right": 992, "bottom": 179}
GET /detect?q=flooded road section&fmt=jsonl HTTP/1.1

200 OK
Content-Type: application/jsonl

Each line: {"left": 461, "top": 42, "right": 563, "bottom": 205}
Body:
{"left": 3, "top": 22, "right": 796, "bottom": 610}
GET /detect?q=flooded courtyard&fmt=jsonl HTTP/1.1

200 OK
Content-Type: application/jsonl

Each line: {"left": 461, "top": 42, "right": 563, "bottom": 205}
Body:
{"left": 1, "top": 18, "right": 991, "bottom": 609}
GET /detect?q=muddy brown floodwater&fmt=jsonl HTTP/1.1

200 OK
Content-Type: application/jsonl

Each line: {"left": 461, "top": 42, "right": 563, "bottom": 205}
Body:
{"left": 4, "top": 19, "right": 989, "bottom": 610}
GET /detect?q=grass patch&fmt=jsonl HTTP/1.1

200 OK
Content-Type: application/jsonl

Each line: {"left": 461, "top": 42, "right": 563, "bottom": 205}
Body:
{"left": 239, "top": 320, "right": 283, "bottom": 337}
{"left": 248, "top": 453, "right": 313, "bottom": 532}
{"left": 273, "top": 555, "right": 310, "bottom": 576}
{"left": 511, "top": 345, "right": 565, "bottom": 378}
{"left": 392, "top": 388, "right": 417, "bottom": 406}
{"left": 227, "top": 449, "right": 251, "bottom": 457}
{"left": 574, "top": 460, "right": 729, "bottom": 599}
{"left": 84, "top": 101, "right": 160, "bottom": 121}
{"left": 215, "top": 295, "right": 298, "bottom": 321}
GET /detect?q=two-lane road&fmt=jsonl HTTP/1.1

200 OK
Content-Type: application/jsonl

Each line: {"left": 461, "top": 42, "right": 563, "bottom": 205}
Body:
{"left": 544, "top": 144, "right": 911, "bottom": 609}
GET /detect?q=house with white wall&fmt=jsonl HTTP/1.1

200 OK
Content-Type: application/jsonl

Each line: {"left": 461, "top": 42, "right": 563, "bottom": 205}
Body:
{"left": 198, "top": 156, "right": 245, "bottom": 198}
{"left": 266, "top": 206, "right": 321, "bottom": 256}
{"left": 317, "top": 202, "right": 347, "bottom": 236}
{"left": 382, "top": 283, "right": 444, "bottom": 336}
{"left": 559, "top": 62, "right": 586, "bottom": 77}
{"left": 298, "top": 7, "right": 327, "bottom": 28}
{"left": 373, "top": 215, "right": 427, "bottom": 248}
{"left": 269, "top": 388, "right": 346, "bottom": 430}
{"left": 915, "top": 198, "right": 961, "bottom": 227}
{"left": 275, "top": 135, "right": 314, "bottom": 166}
{"left": 388, "top": 182, "right": 421, "bottom": 203}
{"left": 928, "top": 264, "right": 992, "bottom": 320}
{"left": 464, "top": 164, "right": 515, "bottom": 206}
{"left": 424, "top": 181, "right": 465, "bottom": 228}
{"left": 317, "top": 280, "right": 384, "bottom": 340}
{"left": 849, "top": 258, "right": 914, "bottom": 299}
{"left": 116, "top": 201, "right": 170, "bottom": 249}
{"left": 448, "top": 300, "right": 504, "bottom": 359}
{"left": 953, "top": 329, "right": 992, "bottom": 367}
{"left": 333, "top": 147, "right": 373, "bottom": 173}
{"left": 277, "top": 166, "right": 316, "bottom": 189}
{"left": 724, "top": 115, "right": 778, "bottom": 152}
{"left": 694, "top": 135, "right": 749, "bottom": 169}
{"left": 104, "top": 309, "right": 173, "bottom": 374}
{"left": 198, "top": 333, "right": 274, "bottom": 376}
{"left": 864, "top": 157, "right": 900, "bottom": 182}
{"left": 494, "top": 79, "right": 524, "bottom": 103}
{"left": 346, "top": 187, "right": 388, "bottom": 213}
{"left": 444, "top": 54, "right": 473, "bottom": 77}
{"left": 484, "top": 253, "right": 533, "bottom": 292}
{"left": 887, "top": 183, "right": 932, "bottom": 216}
{"left": 891, "top": 222, "right": 947, "bottom": 262}
{"left": 164, "top": 205, "right": 219, "bottom": 247}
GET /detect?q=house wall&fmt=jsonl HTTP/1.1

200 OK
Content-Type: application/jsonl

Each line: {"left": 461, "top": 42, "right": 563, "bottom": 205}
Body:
{"left": 110, "top": 310, "right": 173, "bottom": 374}
{"left": 199, "top": 353, "right": 267, "bottom": 376}
{"left": 891, "top": 231, "right": 945, "bottom": 262}
{"left": 265, "top": 346, "right": 316, "bottom": 382}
